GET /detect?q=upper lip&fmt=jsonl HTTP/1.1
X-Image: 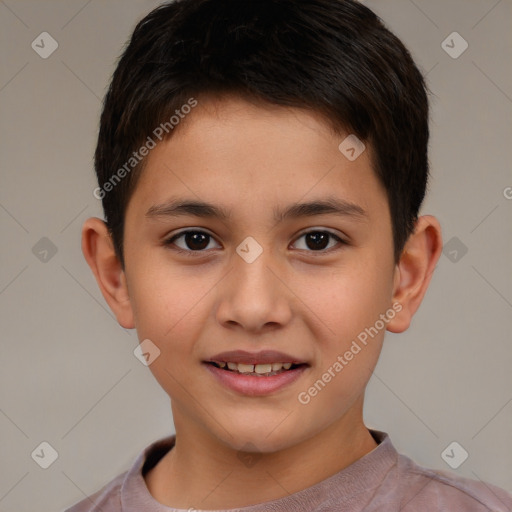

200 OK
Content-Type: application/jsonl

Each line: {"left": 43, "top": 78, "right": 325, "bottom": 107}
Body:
{"left": 206, "top": 350, "right": 308, "bottom": 365}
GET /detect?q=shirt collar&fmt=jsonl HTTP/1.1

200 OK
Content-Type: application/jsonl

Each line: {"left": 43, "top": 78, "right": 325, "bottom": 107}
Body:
{"left": 121, "top": 430, "right": 398, "bottom": 511}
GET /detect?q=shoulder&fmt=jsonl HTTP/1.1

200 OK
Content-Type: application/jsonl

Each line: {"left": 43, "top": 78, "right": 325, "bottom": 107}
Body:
{"left": 62, "top": 436, "right": 175, "bottom": 512}
{"left": 63, "top": 471, "right": 125, "bottom": 512}
{"left": 394, "top": 452, "right": 512, "bottom": 511}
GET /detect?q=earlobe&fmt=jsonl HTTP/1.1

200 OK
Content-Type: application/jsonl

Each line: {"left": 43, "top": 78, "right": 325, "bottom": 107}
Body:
{"left": 387, "top": 215, "right": 442, "bottom": 333}
{"left": 81, "top": 217, "right": 135, "bottom": 329}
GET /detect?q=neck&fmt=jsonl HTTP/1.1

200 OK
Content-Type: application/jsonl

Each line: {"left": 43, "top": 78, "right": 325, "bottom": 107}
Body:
{"left": 145, "top": 399, "right": 377, "bottom": 509}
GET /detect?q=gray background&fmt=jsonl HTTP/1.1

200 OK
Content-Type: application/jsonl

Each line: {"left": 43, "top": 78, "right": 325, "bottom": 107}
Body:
{"left": 0, "top": 1, "right": 511, "bottom": 511}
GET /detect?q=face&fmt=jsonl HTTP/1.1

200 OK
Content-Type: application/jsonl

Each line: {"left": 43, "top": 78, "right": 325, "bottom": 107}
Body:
{"left": 121, "top": 96, "right": 398, "bottom": 452}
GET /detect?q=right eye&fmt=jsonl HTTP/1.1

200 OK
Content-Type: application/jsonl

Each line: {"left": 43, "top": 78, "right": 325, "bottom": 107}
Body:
{"left": 164, "top": 230, "right": 222, "bottom": 255}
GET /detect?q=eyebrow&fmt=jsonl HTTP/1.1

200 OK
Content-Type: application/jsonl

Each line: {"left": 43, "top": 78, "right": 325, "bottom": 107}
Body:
{"left": 146, "top": 196, "right": 368, "bottom": 223}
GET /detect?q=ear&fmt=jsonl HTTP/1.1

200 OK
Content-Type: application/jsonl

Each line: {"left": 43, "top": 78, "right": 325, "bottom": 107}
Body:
{"left": 81, "top": 217, "right": 135, "bottom": 329}
{"left": 386, "top": 215, "right": 442, "bottom": 333}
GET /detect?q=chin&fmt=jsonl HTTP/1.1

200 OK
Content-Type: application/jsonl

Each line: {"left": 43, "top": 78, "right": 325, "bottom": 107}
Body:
{"left": 212, "top": 415, "right": 306, "bottom": 454}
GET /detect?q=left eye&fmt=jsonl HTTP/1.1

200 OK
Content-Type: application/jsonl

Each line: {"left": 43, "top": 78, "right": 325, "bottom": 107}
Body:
{"left": 292, "top": 230, "right": 344, "bottom": 252}
{"left": 164, "top": 230, "right": 344, "bottom": 254}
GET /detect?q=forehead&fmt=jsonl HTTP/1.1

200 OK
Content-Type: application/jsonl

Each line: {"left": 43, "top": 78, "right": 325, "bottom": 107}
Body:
{"left": 128, "top": 96, "right": 387, "bottom": 223}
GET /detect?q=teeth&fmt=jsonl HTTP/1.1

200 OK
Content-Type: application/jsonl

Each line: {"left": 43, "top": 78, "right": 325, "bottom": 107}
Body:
{"left": 237, "top": 363, "right": 254, "bottom": 374}
{"left": 255, "top": 363, "right": 272, "bottom": 374}
{"left": 215, "top": 361, "right": 296, "bottom": 374}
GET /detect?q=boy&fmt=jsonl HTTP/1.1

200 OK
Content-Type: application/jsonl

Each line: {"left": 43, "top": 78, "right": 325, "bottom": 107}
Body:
{"left": 66, "top": 0, "right": 512, "bottom": 510}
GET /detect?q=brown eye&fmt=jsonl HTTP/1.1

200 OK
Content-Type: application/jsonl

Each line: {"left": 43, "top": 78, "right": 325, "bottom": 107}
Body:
{"left": 292, "top": 230, "right": 345, "bottom": 252}
{"left": 165, "top": 230, "right": 220, "bottom": 253}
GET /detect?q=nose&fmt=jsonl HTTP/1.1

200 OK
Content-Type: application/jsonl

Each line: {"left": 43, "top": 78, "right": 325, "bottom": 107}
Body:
{"left": 215, "top": 248, "right": 293, "bottom": 334}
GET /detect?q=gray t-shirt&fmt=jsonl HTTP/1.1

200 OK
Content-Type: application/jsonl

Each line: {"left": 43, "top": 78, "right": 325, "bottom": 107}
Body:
{"left": 64, "top": 430, "right": 512, "bottom": 511}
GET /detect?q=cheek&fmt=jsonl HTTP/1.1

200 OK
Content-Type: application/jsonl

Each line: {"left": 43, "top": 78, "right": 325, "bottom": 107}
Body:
{"left": 127, "top": 265, "right": 217, "bottom": 400}
{"left": 301, "top": 258, "right": 393, "bottom": 345}
{"left": 293, "top": 255, "right": 393, "bottom": 403}
{"left": 128, "top": 261, "right": 215, "bottom": 354}
{"left": 294, "top": 266, "right": 389, "bottom": 427}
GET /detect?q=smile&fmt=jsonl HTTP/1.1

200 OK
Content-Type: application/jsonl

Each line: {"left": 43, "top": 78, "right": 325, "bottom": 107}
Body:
{"left": 209, "top": 361, "right": 303, "bottom": 376}
{"left": 204, "top": 350, "right": 309, "bottom": 396}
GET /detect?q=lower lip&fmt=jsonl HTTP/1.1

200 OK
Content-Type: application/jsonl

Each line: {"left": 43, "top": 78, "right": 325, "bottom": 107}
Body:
{"left": 204, "top": 363, "right": 308, "bottom": 396}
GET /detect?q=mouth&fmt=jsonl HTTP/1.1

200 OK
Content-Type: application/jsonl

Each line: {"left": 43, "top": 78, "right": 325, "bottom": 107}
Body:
{"left": 203, "top": 350, "right": 309, "bottom": 396}
{"left": 206, "top": 360, "right": 306, "bottom": 377}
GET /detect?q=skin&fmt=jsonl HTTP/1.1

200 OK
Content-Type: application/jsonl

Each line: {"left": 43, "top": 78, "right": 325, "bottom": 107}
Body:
{"left": 82, "top": 95, "right": 442, "bottom": 509}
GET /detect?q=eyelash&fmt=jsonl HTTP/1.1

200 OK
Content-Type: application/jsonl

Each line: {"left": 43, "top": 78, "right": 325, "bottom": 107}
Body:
{"left": 163, "top": 229, "right": 347, "bottom": 257}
